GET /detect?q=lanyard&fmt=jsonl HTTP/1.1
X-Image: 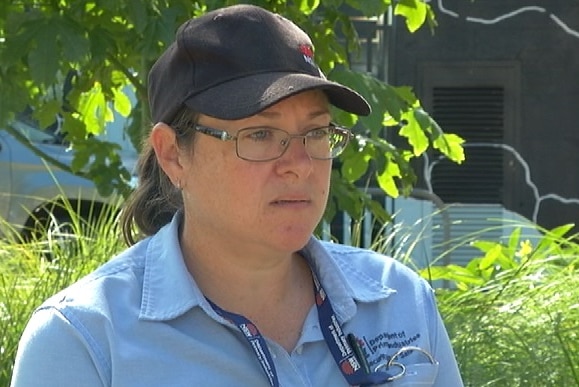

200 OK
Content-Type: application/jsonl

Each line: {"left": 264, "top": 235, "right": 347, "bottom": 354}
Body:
{"left": 207, "top": 298, "right": 279, "bottom": 387}
{"left": 311, "top": 271, "right": 394, "bottom": 387}
{"left": 207, "top": 270, "right": 395, "bottom": 387}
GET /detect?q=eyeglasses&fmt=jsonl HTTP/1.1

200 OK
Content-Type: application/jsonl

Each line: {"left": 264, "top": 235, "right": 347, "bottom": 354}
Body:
{"left": 193, "top": 124, "right": 352, "bottom": 162}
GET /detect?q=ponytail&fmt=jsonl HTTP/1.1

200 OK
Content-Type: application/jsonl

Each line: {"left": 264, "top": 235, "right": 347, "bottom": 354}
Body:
{"left": 121, "top": 108, "right": 197, "bottom": 245}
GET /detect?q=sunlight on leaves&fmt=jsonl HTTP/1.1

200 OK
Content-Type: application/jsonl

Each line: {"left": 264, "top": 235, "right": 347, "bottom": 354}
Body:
{"left": 399, "top": 111, "right": 429, "bottom": 156}
{"left": 77, "top": 82, "right": 113, "bottom": 136}
{"left": 394, "top": 0, "right": 427, "bottom": 33}
{"left": 296, "top": 0, "right": 320, "bottom": 15}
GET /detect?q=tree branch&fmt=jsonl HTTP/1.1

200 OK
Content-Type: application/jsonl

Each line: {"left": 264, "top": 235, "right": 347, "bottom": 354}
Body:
{"left": 1, "top": 124, "right": 89, "bottom": 179}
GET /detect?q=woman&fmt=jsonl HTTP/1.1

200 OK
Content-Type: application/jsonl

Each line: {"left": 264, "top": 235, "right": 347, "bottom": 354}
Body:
{"left": 11, "top": 5, "right": 463, "bottom": 386}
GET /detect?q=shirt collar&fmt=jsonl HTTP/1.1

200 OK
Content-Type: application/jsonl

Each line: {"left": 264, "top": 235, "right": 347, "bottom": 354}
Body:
{"left": 300, "top": 238, "right": 395, "bottom": 324}
{"left": 139, "top": 213, "right": 394, "bottom": 322}
{"left": 139, "top": 212, "right": 206, "bottom": 321}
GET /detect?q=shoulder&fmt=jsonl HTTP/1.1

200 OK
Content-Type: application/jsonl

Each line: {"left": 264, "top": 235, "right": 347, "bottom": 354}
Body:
{"left": 13, "top": 238, "right": 153, "bottom": 385}
{"left": 40, "top": 237, "right": 151, "bottom": 319}
{"left": 302, "top": 238, "right": 436, "bottom": 311}
{"left": 317, "top": 240, "right": 429, "bottom": 293}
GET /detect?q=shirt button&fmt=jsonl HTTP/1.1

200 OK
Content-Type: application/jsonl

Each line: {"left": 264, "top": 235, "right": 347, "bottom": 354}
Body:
{"left": 295, "top": 345, "right": 303, "bottom": 355}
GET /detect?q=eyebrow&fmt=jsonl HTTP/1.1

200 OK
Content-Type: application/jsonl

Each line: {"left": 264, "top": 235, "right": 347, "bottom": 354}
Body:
{"left": 256, "top": 109, "right": 330, "bottom": 120}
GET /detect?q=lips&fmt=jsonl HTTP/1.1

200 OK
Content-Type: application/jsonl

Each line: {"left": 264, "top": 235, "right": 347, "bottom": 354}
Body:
{"left": 270, "top": 190, "right": 313, "bottom": 206}
{"left": 271, "top": 199, "right": 310, "bottom": 205}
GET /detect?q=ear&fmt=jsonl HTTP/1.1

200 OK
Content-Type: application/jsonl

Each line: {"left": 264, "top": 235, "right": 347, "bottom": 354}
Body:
{"left": 150, "top": 123, "right": 185, "bottom": 186}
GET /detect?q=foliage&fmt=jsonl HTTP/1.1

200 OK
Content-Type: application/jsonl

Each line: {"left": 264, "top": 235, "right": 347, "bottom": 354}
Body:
{"left": 426, "top": 225, "right": 579, "bottom": 386}
{"left": 0, "top": 0, "right": 464, "bottom": 223}
{"left": 0, "top": 205, "right": 125, "bottom": 385}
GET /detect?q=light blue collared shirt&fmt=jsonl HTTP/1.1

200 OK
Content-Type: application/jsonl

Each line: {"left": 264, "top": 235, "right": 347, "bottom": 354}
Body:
{"left": 11, "top": 214, "right": 463, "bottom": 386}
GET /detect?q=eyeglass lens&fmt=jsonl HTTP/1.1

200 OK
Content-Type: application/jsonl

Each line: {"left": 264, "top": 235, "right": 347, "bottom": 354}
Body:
{"left": 236, "top": 126, "right": 349, "bottom": 161}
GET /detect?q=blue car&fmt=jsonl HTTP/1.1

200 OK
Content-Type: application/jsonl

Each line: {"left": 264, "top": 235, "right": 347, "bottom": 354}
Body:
{"left": 0, "top": 116, "right": 137, "bottom": 241}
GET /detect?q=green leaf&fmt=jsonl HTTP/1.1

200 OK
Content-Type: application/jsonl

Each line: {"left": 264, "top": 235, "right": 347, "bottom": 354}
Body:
{"left": 89, "top": 26, "right": 115, "bottom": 63}
{"left": 471, "top": 240, "right": 500, "bottom": 254}
{"left": 379, "top": 85, "right": 409, "bottom": 123}
{"left": 394, "top": 0, "right": 427, "bottom": 33}
{"left": 127, "top": 0, "right": 149, "bottom": 33}
{"left": 61, "top": 113, "right": 87, "bottom": 142}
{"left": 433, "top": 133, "right": 465, "bottom": 163}
{"left": 479, "top": 244, "right": 501, "bottom": 271}
{"left": 546, "top": 223, "right": 575, "bottom": 239}
{"left": 472, "top": 240, "right": 518, "bottom": 271}
{"left": 71, "top": 144, "right": 90, "bottom": 172}
{"left": 77, "top": 82, "right": 109, "bottom": 136}
{"left": 34, "top": 100, "right": 61, "bottom": 129}
{"left": 399, "top": 111, "right": 429, "bottom": 156}
{"left": 341, "top": 149, "right": 370, "bottom": 182}
{"left": 331, "top": 172, "right": 366, "bottom": 220}
{"left": 418, "top": 265, "right": 485, "bottom": 287}
{"left": 495, "top": 251, "right": 517, "bottom": 270}
{"left": 507, "top": 227, "right": 522, "bottom": 255}
{"left": 28, "top": 21, "right": 60, "bottom": 85}
{"left": 113, "top": 87, "right": 132, "bottom": 117}
{"left": 466, "top": 257, "right": 482, "bottom": 273}
{"left": 2, "top": 19, "right": 40, "bottom": 67}
{"left": 58, "top": 21, "right": 90, "bottom": 63}
{"left": 295, "top": 0, "right": 320, "bottom": 15}
{"left": 376, "top": 159, "right": 401, "bottom": 198}
{"left": 330, "top": 69, "right": 386, "bottom": 133}
{"left": 111, "top": 70, "right": 128, "bottom": 85}
{"left": 346, "top": 0, "right": 391, "bottom": 16}
{"left": 392, "top": 85, "right": 419, "bottom": 106}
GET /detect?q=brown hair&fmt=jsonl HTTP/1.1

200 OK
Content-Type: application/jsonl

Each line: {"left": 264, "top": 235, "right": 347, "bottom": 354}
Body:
{"left": 121, "top": 108, "right": 198, "bottom": 245}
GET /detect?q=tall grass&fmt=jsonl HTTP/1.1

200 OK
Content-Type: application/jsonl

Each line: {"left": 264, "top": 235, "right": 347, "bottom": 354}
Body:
{"left": 1, "top": 205, "right": 578, "bottom": 386}
{"left": 429, "top": 224, "right": 579, "bottom": 386}
{"left": 0, "top": 204, "right": 125, "bottom": 385}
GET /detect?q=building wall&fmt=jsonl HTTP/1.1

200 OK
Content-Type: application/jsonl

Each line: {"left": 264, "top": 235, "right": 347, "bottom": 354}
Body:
{"left": 391, "top": 0, "right": 579, "bottom": 231}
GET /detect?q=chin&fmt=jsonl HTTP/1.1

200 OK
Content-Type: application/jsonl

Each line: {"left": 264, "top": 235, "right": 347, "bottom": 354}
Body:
{"left": 273, "top": 229, "right": 313, "bottom": 252}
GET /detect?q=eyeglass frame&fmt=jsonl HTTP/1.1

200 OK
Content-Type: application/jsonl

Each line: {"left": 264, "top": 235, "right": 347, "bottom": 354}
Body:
{"left": 192, "top": 123, "right": 353, "bottom": 162}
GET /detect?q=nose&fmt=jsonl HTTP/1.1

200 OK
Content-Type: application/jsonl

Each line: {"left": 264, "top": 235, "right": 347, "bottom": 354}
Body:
{"left": 279, "top": 135, "right": 310, "bottom": 159}
{"left": 280, "top": 135, "right": 306, "bottom": 149}
{"left": 276, "top": 135, "right": 314, "bottom": 177}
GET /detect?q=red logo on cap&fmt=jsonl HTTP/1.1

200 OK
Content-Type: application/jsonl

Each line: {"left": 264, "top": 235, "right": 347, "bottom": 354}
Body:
{"left": 299, "top": 44, "right": 316, "bottom": 66}
{"left": 299, "top": 44, "right": 314, "bottom": 59}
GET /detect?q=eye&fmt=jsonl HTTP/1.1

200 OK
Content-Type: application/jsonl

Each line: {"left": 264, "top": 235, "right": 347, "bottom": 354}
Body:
{"left": 242, "top": 128, "right": 276, "bottom": 142}
{"left": 307, "top": 127, "right": 331, "bottom": 140}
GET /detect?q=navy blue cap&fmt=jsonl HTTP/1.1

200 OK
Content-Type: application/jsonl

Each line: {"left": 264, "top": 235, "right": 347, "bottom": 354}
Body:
{"left": 148, "top": 4, "right": 370, "bottom": 123}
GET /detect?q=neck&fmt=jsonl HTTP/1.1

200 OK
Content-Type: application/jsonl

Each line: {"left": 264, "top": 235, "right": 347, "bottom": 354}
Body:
{"left": 179, "top": 226, "right": 314, "bottom": 351}
{"left": 180, "top": 227, "right": 311, "bottom": 314}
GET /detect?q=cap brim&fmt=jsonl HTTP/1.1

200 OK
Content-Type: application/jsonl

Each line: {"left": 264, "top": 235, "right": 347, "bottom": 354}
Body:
{"left": 184, "top": 72, "right": 371, "bottom": 120}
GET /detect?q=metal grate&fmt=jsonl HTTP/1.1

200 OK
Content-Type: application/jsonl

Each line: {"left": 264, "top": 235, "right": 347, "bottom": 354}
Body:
{"left": 431, "top": 87, "right": 505, "bottom": 204}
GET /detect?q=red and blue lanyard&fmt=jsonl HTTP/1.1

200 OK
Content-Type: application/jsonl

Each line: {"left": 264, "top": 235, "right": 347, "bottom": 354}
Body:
{"left": 207, "top": 270, "right": 394, "bottom": 386}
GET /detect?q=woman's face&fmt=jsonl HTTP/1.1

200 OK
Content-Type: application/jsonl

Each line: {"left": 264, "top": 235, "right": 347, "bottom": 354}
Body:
{"left": 179, "top": 90, "right": 333, "bottom": 255}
